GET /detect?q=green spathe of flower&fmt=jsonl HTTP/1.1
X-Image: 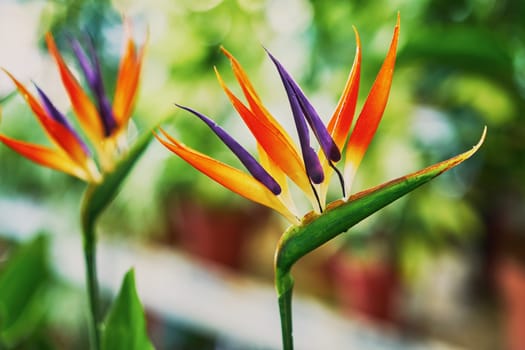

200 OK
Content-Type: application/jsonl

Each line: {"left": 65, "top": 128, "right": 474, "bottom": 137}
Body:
{"left": 275, "top": 127, "right": 486, "bottom": 293}
{"left": 81, "top": 129, "right": 154, "bottom": 230}
{"left": 273, "top": 127, "right": 485, "bottom": 349}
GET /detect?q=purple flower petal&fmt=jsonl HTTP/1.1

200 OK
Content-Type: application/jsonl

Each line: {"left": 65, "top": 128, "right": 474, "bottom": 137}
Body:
{"left": 265, "top": 51, "right": 324, "bottom": 184}
{"left": 282, "top": 80, "right": 325, "bottom": 184}
{"left": 71, "top": 37, "right": 117, "bottom": 136}
{"left": 96, "top": 93, "right": 117, "bottom": 137}
{"left": 34, "top": 83, "right": 90, "bottom": 155}
{"left": 70, "top": 39, "right": 97, "bottom": 91}
{"left": 266, "top": 50, "right": 341, "bottom": 163}
{"left": 176, "top": 104, "right": 282, "bottom": 195}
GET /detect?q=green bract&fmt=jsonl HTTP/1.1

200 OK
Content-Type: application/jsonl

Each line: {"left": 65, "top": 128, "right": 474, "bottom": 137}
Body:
{"left": 274, "top": 127, "right": 486, "bottom": 349}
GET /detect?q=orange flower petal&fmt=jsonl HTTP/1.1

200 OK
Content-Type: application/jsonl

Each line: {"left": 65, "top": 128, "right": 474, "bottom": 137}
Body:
{"left": 45, "top": 33, "right": 104, "bottom": 145}
{"left": 344, "top": 14, "right": 400, "bottom": 194}
{"left": 257, "top": 143, "right": 298, "bottom": 215}
{"left": 214, "top": 66, "right": 314, "bottom": 199}
{"left": 2, "top": 69, "right": 93, "bottom": 172}
{"left": 156, "top": 129, "right": 298, "bottom": 223}
{"left": 327, "top": 27, "right": 362, "bottom": 149}
{"left": 113, "top": 26, "right": 147, "bottom": 129}
{"left": 220, "top": 47, "right": 261, "bottom": 100}
{"left": 318, "top": 28, "right": 362, "bottom": 204}
{"left": 0, "top": 134, "right": 89, "bottom": 181}
{"left": 221, "top": 48, "right": 297, "bottom": 148}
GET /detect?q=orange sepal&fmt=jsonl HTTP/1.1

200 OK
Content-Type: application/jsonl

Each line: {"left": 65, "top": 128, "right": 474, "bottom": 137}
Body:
{"left": 0, "top": 134, "right": 89, "bottom": 181}
{"left": 344, "top": 14, "right": 400, "bottom": 192}
{"left": 214, "top": 67, "right": 314, "bottom": 199}
{"left": 221, "top": 48, "right": 296, "bottom": 148}
{"left": 113, "top": 25, "right": 147, "bottom": 129}
{"left": 45, "top": 33, "right": 104, "bottom": 145}
{"left": 156, "top": 129, "right": 298, "bottom": 223}
{"left": 257, "top": 143, "right": 298, "bottom": 215}
{"left": 220, "top": 47, "right": 262, "bottom": 100}
{"left": 318, "top": 28, "right": 362, "bottom": 203}
{"left": 327, "top": 27, "right": 362, "bottom": 149}
{"left": 3, "top": 70, "right": 93, "bottom": 171}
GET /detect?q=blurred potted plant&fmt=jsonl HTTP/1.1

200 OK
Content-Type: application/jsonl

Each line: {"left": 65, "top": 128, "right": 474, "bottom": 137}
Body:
{"left": 491, "top": 189, "right": 525, "bottom": 350}
{"left": 163, "top": 187, "right": 271, "bottom": 270}
{"left": 326, "top": 231, "right": 399, "bottom": 324}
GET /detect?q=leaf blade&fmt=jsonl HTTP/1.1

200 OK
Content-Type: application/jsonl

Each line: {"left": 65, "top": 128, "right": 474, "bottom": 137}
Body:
{"left": 101, "top": 269, "right": 154, "bottom": 350}
{"left": 0, "top": 235, "right": 50, "bottom": 347}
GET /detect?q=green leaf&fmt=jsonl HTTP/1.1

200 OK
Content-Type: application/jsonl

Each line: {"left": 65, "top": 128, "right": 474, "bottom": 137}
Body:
{"left": 0, "top": 235, "right": 50, "bottom": 347}
{"left": 82, "top": 130, "right": 154, "bottom": 229}
{"left": 101, "top": 269, "right": 154, "bottom": 350}
{"left": 275, "top": 127, "right": 486, "bottom": 287}
{"left": 0, "top": 90, "right": 17, "bottom": 104}
{"left": 399, "top": 26, "right": 515, "bottom": 92}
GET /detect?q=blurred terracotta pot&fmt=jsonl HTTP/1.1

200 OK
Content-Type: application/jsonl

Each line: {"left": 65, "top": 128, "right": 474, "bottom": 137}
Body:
{"left": 166, "top": 194, "right": 268, "bottom": 270}
{"left": 328, "top": 251, "right": 399, "bottom": 323}
{"left": 496, "top": 257, "right": 525, "bottom": 350}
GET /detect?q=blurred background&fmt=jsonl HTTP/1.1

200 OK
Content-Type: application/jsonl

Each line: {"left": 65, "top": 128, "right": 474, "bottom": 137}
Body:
{"left": 0, "top": 0, "right": 524, "bottom": 349}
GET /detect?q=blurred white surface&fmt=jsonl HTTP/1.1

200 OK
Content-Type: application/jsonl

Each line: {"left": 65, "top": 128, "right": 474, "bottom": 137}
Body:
{"left": 0, "top": 197, "right": 462, "bottom": 349}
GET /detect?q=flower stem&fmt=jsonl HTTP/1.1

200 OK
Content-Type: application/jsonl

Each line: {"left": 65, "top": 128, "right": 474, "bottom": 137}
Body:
{"left": 275, "top": 268, "right": 295, "bottom": 350}
{"left": 81, "top": 188, "right": 101, "bottom": 350}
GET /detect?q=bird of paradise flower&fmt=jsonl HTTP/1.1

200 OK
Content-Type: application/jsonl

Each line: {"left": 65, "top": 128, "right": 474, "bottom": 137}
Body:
{"left": 157, "top": 15, "right": 485, "bottom": 349}
{"left": 0, "top": 23, "right": 153, "bottom": 350}
{"left": 0, "top": 25, "right": 145, "bottom": 182}
{"left": 156, "top": 15, "right": 483, "bottom": 224}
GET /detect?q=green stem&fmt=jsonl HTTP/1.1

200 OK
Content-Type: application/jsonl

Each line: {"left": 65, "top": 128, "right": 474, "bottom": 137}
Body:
{"left": 275, "top": 268, "right": 295, "bottom": 350}
{"left": 81, "top": 187, "right": 101, "bottom": 350}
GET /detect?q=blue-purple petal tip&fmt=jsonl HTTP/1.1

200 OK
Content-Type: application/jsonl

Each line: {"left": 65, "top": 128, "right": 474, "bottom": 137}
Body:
{"left": 34, "top": 83, "right": 90, "bottom": 155}
{"left": 175, "top": 103, "right": 282, "bottom": 195}
{"left": 266, "top": 49, "right": 341, "bottom": 163}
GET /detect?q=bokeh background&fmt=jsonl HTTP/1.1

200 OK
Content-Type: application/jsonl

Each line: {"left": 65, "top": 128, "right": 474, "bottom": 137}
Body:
{"left": 1, "top": 0, "right": 524, "bottom": 349}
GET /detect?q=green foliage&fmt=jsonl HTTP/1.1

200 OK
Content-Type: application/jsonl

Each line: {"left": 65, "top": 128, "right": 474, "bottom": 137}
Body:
{"left": 0, "top": 236, "right": 50, "bottom": 348}
{"left": 101, "top": 269, "right": 154, "bottom": 350}
{"left": 400, "top": 26, "right": 515, "bottom": 96}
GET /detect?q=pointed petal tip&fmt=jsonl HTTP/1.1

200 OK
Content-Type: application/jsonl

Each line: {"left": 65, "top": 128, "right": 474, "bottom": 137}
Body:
{"left": 304, "top": 148, "right": 324, "bottom": 184}
{"left": 1, "top": 67, "right": 15, "bottom": 79}
{"left": 220, "top": 46, "right": 237, "bottom": 63}
{"left": 329, "top": 147, "right": 341, "bottom": 162}
{"left": 393, "top": 13, "right": 401, "bottom": 37}
{"left": 263, "top": 47, "right": 274, "bottom": 60}
{"left": 219, "top": 46, "right": 229, "bottom": 56}
{"left": 174, "top": 103, "right": 198, "bottom": 116}
{"left": 174, "top": 104, "right": 283, "bottom": 195}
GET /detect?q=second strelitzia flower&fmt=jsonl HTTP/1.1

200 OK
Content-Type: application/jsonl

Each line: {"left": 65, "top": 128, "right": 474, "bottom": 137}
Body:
{"left": 0, "top": 22, "right": 154, "bottom": 350}
{"left": 0, "top": 23, "right": 146, "bottom": 182}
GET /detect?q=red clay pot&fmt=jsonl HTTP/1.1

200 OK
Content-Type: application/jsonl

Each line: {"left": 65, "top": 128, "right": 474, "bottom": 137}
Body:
{"left": 496, "top": 257, "right": 525, "bottom": 350}
{"left": 328, "top": 252, "right": 399, "bottom": 324}
{"left": 166, "top": 195, "right": 269, "bottom": 270}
